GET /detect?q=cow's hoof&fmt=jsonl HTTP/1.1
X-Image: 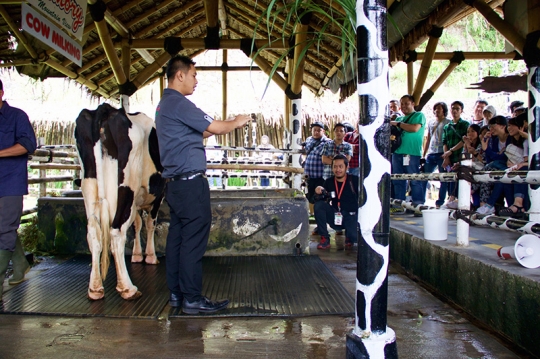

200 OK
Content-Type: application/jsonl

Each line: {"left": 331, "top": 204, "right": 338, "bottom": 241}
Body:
{"left": 131, "top": 254, "right": 144, "bottom": 263}
{"left": 145, "top": 255, "right": 159, "bottom": 265}
{"left": 88, "top": 288, "right": 105, "bottom": 301}
{"left": 122, "top": 290, "right": 142, "bottom": 301}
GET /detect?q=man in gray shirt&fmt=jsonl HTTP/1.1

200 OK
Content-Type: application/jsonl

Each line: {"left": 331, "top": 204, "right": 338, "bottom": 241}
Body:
{"left": 156, "top": 56, "right": 250, "bottom": 314}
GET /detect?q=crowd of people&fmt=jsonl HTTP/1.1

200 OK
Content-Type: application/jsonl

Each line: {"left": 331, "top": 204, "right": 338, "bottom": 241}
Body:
{"left": 303, "top": 94, "right": 530, "bottom": 250}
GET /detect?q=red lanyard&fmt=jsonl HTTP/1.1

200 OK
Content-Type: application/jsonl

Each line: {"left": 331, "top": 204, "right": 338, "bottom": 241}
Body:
{"left": 334, "top": 174, "right": 347, "bottom": 211}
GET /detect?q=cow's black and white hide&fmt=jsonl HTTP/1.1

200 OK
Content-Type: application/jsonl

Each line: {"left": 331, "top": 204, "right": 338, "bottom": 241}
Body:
{"left": 75, "top": 103, "right": 166, "bottom": 300}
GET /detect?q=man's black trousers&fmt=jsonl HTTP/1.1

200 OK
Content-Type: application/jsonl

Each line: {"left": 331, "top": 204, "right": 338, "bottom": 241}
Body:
{"left": 165, "top": 177, "right": 211, "bottom": 302}
{"left": 314, "top": 200, "right": 358, "bottom": 242}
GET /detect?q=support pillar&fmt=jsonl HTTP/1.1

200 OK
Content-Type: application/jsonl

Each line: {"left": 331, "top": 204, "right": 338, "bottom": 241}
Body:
{"left": 346, "top": 1, "right": 398, "bottom": 358}
{"left": 411, "top": 26, "right": 443, "bottom": 102}
{"left": 525, "top": 0, "right": 540, "bottom": 222}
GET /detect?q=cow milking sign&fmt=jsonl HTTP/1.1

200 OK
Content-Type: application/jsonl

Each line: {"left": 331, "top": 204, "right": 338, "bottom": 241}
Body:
{"left": 26, "top": 0, "right": 86, "bottom": 41}
{"left": 21, "top": 3, "right": 83, "bottom": 66}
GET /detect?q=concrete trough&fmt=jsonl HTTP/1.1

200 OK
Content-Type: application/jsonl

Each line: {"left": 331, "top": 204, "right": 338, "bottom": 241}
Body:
{"left": 37, "top": 188, "right": 310, "bottom": 256}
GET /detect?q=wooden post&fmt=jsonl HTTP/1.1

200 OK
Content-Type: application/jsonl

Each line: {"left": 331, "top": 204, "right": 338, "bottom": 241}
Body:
{"left": 412, "top": 26, "right": 443, "bottom": 102}
{"left": 223, "top": 49, "right": 228, "bottom": 146}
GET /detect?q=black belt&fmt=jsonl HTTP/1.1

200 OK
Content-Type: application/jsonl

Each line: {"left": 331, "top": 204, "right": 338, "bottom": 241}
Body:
{"left": 169, "top": 171, "right": 206, "bottom": 181}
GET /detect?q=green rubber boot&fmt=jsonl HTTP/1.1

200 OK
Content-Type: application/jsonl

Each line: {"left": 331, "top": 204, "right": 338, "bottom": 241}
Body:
{"left": 8, "top": 238, "right": 30, "bottom": 285}
{"left": 0, "top": 249, "right": 13, "bottom": 302}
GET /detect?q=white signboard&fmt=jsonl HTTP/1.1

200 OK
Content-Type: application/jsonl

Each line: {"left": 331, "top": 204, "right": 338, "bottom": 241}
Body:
{"left": 22, "top": 3, "right": 82, "bottom": 66}
{"left": 27, "top": 0, "right": 86, "bottom": 41}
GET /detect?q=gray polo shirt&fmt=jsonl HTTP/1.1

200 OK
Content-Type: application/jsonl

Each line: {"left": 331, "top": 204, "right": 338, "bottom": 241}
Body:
{"left": 155, "top": 88, "right": 213, "bottom": 178}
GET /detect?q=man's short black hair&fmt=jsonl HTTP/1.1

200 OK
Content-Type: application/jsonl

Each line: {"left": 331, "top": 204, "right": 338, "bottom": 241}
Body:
{"left": 400, "top": 94, "right": 415, "bottom": 103}
{"left": 0, "top": 79, "right": 3, "bottom": 90}
{"left": 166, "top": 56, "right": 196, "bottom": 81}
{"left": 488, "top": 115, "right": 508, "bottom": 126}
{"left": 509, "top": 100, "right": 524, "bottom": 112}
{"left": 332, "top": 154, "right": 349, "bottom": 167}
{"left": 475, "top": 99, "right": 488, "bottom": 106}
{"left": 433, "top": 101, "right": 448, "bottom": 117}
{"left": 451, "top": 100, "right": 464, "bottom": 110}
{"left": 334, "top": 123, "right": 346, "bottom": 131}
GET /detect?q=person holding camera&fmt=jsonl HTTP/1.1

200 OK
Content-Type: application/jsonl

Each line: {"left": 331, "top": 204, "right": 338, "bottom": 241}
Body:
{"left": 313, "top": 154, "right": 359, "bottom": 250}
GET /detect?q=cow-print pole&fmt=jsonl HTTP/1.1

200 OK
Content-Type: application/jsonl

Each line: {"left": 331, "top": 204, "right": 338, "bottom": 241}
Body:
{"left": 345, "top": 1, "right": 398, "bottom": 358}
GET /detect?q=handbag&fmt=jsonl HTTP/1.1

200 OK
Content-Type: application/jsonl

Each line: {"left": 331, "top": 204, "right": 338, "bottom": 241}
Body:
{"left": 390, "top": 113, "right": 414, "bottom": 153}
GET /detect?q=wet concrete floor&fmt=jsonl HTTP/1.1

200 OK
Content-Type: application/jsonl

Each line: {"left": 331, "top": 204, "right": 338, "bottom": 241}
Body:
{"left": 0, "top": 226, "right": 528, "bottom": 359}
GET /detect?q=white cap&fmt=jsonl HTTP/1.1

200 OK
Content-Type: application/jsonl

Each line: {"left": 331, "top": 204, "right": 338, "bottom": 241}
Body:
{"left": 483, "top": 105, "right": 497, "bottom": 116}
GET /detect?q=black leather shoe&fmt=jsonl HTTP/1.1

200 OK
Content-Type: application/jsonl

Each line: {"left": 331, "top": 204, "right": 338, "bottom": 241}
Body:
{"left": 182, "top": 296, "right": 229, "bottom": 314}
{"left": 169, "top": 293, "right": 183, "bottom": 308}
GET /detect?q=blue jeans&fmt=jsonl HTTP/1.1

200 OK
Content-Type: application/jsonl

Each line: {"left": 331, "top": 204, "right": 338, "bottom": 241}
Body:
{"left": 422, "top": 153, "right": 447, "bottom": 206}
{"left": 392, "top": 153, "right": 424, "bottom": 205}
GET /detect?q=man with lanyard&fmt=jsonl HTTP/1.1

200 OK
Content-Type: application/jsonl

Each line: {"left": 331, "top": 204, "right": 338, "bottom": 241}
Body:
{"left": 422, "top": 102, "right": 451, "bottom": 208}
{"left": 390, "top": 94, "right": 426, "bottom": 213}
{"left": 314, "top": 154, "right": 358, "bottom": 250}
{"left": 321, "top": 123, "right": 353, "bottom": 180}
{"left": 0, "top": 79, "right": 37, "bottom": 302}
{"left": 156, "top": 56, "right": 251, "bottom": 314}
{"left": 303, "top": 122, "right": 329, "bottom": 221}
{"left": 441, "top": 100, "right": 469, "bottom": 209}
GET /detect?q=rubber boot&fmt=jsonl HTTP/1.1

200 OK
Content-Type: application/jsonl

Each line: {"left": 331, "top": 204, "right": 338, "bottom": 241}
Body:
{"left": 8, "top": 238, "right": 30, "bottom": 285}
{"left": 0, "top": 250, "right": 13, "bottom": 302}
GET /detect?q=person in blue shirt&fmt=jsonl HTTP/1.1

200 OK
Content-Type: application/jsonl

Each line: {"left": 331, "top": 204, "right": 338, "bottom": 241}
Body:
{"left": 0, "top": 79, "right": 37, "bottom": 303}
{"left": 155, "top": 56, "right": 251, "bottom": 314}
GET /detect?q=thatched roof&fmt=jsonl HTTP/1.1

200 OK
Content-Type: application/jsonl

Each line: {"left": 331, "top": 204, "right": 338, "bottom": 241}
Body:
{"left": 0, "top": 0, "right": 513, "bottom": 101}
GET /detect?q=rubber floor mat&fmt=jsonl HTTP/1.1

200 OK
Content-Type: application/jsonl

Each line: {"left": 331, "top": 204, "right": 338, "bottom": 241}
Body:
{"left": 170, "top": 256, "right": 354, "bottom": 317}
{"left": 0, "top": 255, "right": 169, "bottom": 319}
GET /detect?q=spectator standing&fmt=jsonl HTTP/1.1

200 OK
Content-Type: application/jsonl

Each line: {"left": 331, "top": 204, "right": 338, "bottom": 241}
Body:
{"left": 0, "top": 79, "right": 37, "bottom": 302}
{"left": 441, "top": 100, "right": 469, "bottom": 209}
{"left": 256, "top": 135, "right": 276, "bottom": 186}
{"left": 343, "top": 123, "right": 359, "bottom": 176}
{"left": 482, "top": 105, "right": 497, "bottom": 126}
{"left": 471, "top": 99, "right": 488, "bottom": 125}
{"left": 321, "top": 123, "right": 353, "bottom": 180}
{"left": 303, "top": 122, "right": 329, "bottom": 223}
{"left": 390, "top": 95, "right": 426, "bottom": 212}
{"left": 422, "top": 102, "right": 451, "bottom": 208}
{"left": 509, "top": 100, "right": 524, "bottom": 117}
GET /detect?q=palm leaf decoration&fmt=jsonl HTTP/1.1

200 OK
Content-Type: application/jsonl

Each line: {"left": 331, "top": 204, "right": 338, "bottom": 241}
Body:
{"left": 251, "top": 0, "right": 358, "bottom": 97}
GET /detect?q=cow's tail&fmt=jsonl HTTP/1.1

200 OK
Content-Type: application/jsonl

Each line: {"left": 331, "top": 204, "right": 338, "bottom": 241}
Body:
{"left": 100, "top": 197, "right": 111, "bottom": 280}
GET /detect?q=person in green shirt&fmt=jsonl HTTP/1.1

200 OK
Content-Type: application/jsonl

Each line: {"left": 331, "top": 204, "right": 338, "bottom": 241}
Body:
{"left": 390, "top": 94, "right": 426, "bottom": 209}
{"left": 441, "top": 100, "right": 470, "bottom": 209}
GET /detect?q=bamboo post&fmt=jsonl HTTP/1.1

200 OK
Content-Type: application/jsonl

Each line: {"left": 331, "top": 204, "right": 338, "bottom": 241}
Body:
{"left": 412, "top": 26, "right": 443, "bottom": 102}
{"left": 223, "top": 49, "right": 229, "bottom": 146}
{"left": 347, "top": 0, "right": 398, "bottom": 357}
{"left": 407, "top": 61, "right": 414, "bottom": 95}
{"left": 88, "top": 0, "right": 127, "bottom": 86}
{"left": 416, "top": 51, "right": 465, "bottom": 111}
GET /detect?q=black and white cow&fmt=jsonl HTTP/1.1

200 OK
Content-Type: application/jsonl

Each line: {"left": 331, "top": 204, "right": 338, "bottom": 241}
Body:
{"left": 75, "top": 103, "right": 166, "bottom": 300}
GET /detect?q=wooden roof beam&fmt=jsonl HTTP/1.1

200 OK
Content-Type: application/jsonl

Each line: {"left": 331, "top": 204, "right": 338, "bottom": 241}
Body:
{"left": 204, "top": 0, "right": 219, "bottom": 28}
{"left": 134, "top": 7, "right": 205, "bottom": 38}
{"left": 232, "top": 15, "right": 330, "bottom": 75}
{"left": 416, "top": 51, "right": 519, "bottom": 60}
{"left": 0, "top": 5, "right": 39, "bottom": 59}
{"left": 124, "top": 38, "right": 289, "bottom": 50}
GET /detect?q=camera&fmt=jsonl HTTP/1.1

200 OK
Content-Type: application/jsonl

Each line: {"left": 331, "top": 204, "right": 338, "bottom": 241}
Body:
{"left": 314, "top": 189, "right": 335, "bottom": 202}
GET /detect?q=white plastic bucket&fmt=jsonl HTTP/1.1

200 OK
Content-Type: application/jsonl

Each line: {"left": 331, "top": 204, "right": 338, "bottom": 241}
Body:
{"left": 422, "top": 209, "right": 449, "bottom": 241}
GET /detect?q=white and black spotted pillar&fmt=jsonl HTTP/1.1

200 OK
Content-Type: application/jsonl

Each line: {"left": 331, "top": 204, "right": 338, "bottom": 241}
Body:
{"left": 290, "top": 98, "right": 303, "bottom": 189}
{"left": 346, "top": 1, "right": 398, "bottom": 358}
{"left": 524, "top": 30, "right": 540, "bottom": 222}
